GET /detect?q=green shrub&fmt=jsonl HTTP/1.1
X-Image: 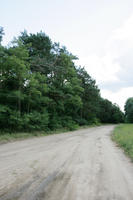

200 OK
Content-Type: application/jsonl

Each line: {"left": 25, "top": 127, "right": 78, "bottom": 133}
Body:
{"left": 48, "top": 114, "right": 62, "bottom": 130}
{"left": 0, "top": 108, "right": 49, "bottom": 132}
{"left": 88, "top": 117, "right": 101, "bottom": 125}
{"left": 61, "top": 116, "right": 79, "bottom": 130}
{"left": 27, "top": 111, "right": 49, "bottom": 131}
{"left": 75, "top": 118, "right": 88, "bottom": 126}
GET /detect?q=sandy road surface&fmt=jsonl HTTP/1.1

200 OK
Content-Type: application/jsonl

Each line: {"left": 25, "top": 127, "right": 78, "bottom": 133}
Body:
{"left": 0, "top": 125, "right": 133, "bottom": 200}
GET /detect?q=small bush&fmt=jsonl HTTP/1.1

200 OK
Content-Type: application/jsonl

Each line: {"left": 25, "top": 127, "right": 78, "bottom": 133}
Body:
{"left": 48, "top": 114, "right": 62, "bottom": 130}
{"left": 75, "top": 118, "right": 88, "bottom": 126}
{"left": 88, "top": 117, "right": 101, "bottom": 126}
{"left": 61, "top": 116, "right": 79, "bottom": 130}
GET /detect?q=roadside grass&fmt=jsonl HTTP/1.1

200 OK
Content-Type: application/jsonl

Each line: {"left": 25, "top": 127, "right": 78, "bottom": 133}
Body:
{"left": 0, "top": 128, "right": 68, "bottom": 144}
{"left": 112, "top": 124, "right": 133, "bottom": 161}
{"left": 0, "top": 123, "right": 101, "bottom": 144}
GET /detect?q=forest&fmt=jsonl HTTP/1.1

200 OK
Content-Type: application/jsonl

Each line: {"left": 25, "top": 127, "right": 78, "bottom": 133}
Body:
{"left": 0, "top": 27, "right": 124, "bottom": 133}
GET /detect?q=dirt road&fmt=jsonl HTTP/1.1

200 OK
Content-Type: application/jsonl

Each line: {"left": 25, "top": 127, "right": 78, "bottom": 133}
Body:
{"left": 0, "top": 125, "right": 133, "bottom": 200}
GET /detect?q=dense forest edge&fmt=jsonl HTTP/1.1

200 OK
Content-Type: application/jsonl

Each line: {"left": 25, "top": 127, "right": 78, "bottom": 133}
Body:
{"left": 0, "top": 26, "right": 124, "bottom": 136}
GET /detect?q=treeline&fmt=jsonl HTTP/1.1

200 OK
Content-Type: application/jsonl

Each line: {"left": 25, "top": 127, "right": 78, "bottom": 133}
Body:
{"left": 125, "top": 97, "right": 133, "bottom": 123}
{"left": 0, "top": 27, "right": 124, "bottom": 132}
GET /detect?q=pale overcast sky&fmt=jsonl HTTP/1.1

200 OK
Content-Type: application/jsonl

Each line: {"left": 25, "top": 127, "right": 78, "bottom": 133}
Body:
{"left": 1, "top": 0, "right": 133, "bottom": 111}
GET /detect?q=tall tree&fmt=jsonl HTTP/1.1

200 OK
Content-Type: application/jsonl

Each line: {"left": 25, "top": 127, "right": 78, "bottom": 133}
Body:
{"left": 0, "top": 27, "right": 4, "bottom": 44}
{"left": 77, "top": 67, "right": 100, "bottom": 124}
{"left": 125, "top": 97, "right": 133, "bottom": 123}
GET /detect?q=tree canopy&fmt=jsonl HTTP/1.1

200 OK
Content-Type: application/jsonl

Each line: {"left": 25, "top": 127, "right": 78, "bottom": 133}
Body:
{"left": 0, "top": 29, "right": 124, "bottom": 132}
{"left": 124, "top": 97, "right": 133, "bottom": 123}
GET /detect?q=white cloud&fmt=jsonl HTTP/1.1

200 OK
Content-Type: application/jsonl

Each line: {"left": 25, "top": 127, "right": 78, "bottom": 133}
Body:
{"left": 75, "top": 14, "right": 133, "bottom": 111}
{"left": 76, "top": 54, "right": 120, "bottom": 84}
{"left": 101, "top": 87, "right": 133, "bottom": 111}
{"left": 112, "top": 15, "right": 133, "bottom": 42}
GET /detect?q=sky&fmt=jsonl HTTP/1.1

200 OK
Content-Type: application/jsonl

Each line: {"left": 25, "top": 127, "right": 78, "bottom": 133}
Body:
{"left": 1, "top": 0, "right": 133, "bottom": 111}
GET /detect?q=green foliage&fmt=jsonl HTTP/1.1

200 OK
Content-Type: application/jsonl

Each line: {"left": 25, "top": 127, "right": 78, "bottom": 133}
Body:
{"left": 124, "top": 97, "right": 133, "bottom": 123}
{"left": 113, "top": 124, "right": 133, "bottom": 161}
{"left": 98, "top": 98, "right": 124, "bottom": 123}
{"left": 88, "top": 117, "right": 101, "bottom": 125}
{"left": 0, "top": 26, "right": 4, "bottom": 44}
{"left": 61, "top": 116, "right": 79, "bottom": 130}
{"left": 0, "top": 29, "right": 124, "bottom": 133}
{"left": 77, "top": 67, "right": 100, "bottom": 122}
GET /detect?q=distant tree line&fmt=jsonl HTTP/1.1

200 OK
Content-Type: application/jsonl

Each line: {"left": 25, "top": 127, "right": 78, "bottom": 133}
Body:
{"left": 124, "top": 98, "right": 133, "bottom": 123}
{"left": 0, "top": 27, "right": 124, "bottom": 132}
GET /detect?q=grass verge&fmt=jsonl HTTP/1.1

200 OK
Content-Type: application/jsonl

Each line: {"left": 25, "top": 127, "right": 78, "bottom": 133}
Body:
{"left": 0, "top": 124, "right": 101, "bottom": 144}
{"left": 112, "top": 124, "right": 133, "bottom": 161}
{"left": 0, "top": 128, "right": 69, "bottom": 144}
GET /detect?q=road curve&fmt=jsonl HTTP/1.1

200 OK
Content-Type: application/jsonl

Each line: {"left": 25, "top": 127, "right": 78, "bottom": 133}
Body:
{"left": 0, "top": 125, "right": 133, "bottom": 200}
